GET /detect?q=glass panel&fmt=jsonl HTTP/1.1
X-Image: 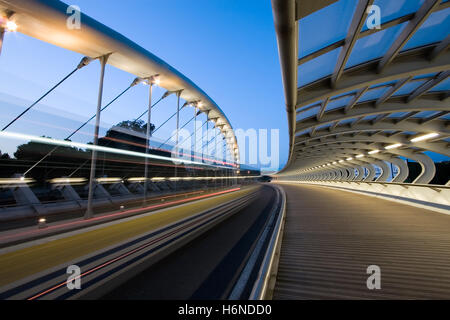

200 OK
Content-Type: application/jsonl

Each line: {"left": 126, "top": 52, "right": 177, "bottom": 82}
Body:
{"left": 388, "top": 112, "right": 410, "bottom": 118}
{"left": 296, "top": 129, "right": 311, "bottom": 137}
{"left": 430, "top": 77, "right": 450, "bottom": 91}
{"left": 392, "top": 80, "right": 426, "bottom": 96}
{"left": 339, "top": 118, "right": 355, "bottom": 125}
{"left": 297, "top": 106, "right": 320, "bottom": 121}
{"left": 424, "top": 151, "right": 450, "bottom": 162}
{"left": 325, "top": 95, "right": 353, "bottom": 112}
{"left": 370, "top": 80, "right": 396, "bottom": 89}
{"left": 316, "top": 123, "right": 331, "bottom": 131}
{"left": 363, "top": 115, "right": 377, "bottom": 121}
{"left": 413, "top": 72, "right": 437, "bottom": 80}
{"left": 412, "top": 111, "right": 440, "bottom": 118}
{"left": 297, "top": 101, "right": 321, "bottom": 112}
{"left": 346, "top": 23, "right": 406, "bottom": 68}
{"left": 332, "top": 90, "right": 356, "bottom": 99}
{"left": 298, "top": 0, "right": 356, "bottom": 58}
{"left": 298, "top": 48, "right": 341, "bottom": 87}
{"left": 403, "top": 8, "right": 450, "bottom": 51}
{"left": 359, "top": 87, "right": 390, "bottom": 102}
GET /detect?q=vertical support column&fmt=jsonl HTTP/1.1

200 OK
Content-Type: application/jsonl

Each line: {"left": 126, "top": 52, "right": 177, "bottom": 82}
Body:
{"left": 193, "top": 107, "right": 197, "bottom": 162}
{"left": 85, "top": 54, "right": 109, "bottom": 219}
{"left": 143, "top": 80, "right": 153, "bottom": 204}
{"left": 206, "top": 117, "right": 209, "bottom": 163}
{"left": 174, "top": 91, "right": 181, "bottom": 192}
{"left": 0, "top": 27, "right": 5, "bottom": 56}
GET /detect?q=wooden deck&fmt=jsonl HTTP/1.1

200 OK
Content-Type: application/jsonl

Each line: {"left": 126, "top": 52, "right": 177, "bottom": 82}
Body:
{"left": 273, "top": 183, "right": 450, "bottom": 299}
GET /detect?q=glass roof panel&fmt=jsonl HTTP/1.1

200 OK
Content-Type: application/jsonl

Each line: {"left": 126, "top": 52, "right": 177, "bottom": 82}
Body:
{"left": 297, "top": 106, "right": 320, "bottom": 121}
{"left": 403, "top": 8, "right": 450, "bottom": 51}
{"left": 370, "top": 80, "right": 396, "bottom": 89}
{"left": 325, "top": 95, "right": 353, "bottom": 112}
{"left": 363, "top": 115, "right": 377, "bottom": 121}
{"left": 296, "top": 129, "right": 311, "bottom": 137}
{"left": 340, "top": 118, "right": 356, "bottom": 125}
{"left": 298, "top": 0, "right": 356, "bottom": 58}
{"left": 412, "top": 111, "right": 440, "bottom": 118}
{"left": 297, "top": 101, "right": 321, "bottom": 112}
{"left": 346, "top": 23, "right": 407, "bottom": 69}
{"left": 298, "top": 47, "right": 341, "bottom": 87}
{"left": 392, "top": 80, "right": 426, "bottom": 96}
{"left": 413, "top": 72, "right": 438, "bottom": 80}
{"left": 430, "top": 77, "right": 450, "bottom": 91}
{"left": 332, "top": 91, "right": 356, "bottom": 99}
{"left": 388, "top": 112, "right": 410, "bottom": 118}
{"left": 359, "top": 87, "right": 390, "bottom": 102}
{"left": 316, "top": 123, "right": 331, "bottom": 131}
{"left": 363, "top": 0, "right": 425, "bottom": 32}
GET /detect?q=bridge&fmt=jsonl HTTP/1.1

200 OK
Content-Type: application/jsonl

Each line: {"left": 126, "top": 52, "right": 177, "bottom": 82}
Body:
{"left": 0, "top": 0, "right": 449, "bottom": 300}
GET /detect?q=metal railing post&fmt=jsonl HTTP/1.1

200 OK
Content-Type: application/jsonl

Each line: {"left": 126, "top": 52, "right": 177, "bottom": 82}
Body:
{"left": 143, "top": 81, "right": 153, "bottom": 205}
{"left": 174, "top": 91, "right": 181, "bottom": 191}
{"left": 85, "top": 54, "right": 109, "bottom": 219}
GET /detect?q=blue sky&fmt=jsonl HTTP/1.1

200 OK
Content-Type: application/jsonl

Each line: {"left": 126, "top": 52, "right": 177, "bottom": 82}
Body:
{"left": 0, "top": 0, "right": 288, "bottom": 171}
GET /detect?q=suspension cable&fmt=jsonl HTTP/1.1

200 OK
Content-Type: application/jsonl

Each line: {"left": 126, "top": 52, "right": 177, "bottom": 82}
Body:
{"left": 23, "top": 84, "right": 135, "bottom": 176}
{"left": 178, "top": 120, "right": 208, "bottom": 148}
{"left": 133, "top": 96, "right": 164, "bottom": 123}
{"left": 156, "top": 114, "right": 196, "bottom": 150}
{"left": 65, "top": 91, "right": 167, "bottom": 178}
{"left": 2, "top": 57, "right": 93, "bottom": 131}
{"left": 151, "top": 105, "right": 186, "bottom": 135}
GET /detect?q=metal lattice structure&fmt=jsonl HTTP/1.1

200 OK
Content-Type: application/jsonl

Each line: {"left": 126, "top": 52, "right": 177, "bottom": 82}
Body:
{"left": 272, "top": 0, "right": 450, "bottom": 184}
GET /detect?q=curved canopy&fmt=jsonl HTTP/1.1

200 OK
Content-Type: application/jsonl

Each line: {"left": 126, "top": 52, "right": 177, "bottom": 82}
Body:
{"left": 0, "top": 0, "right": 239, "bottom": 163}
{"left": 272, "top": 0, "right": 449, "bottom": 183}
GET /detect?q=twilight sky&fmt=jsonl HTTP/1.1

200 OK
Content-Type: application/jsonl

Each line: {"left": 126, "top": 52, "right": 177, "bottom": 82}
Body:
{"left": 0, "top": 0, "right": 288, "bottom": 171}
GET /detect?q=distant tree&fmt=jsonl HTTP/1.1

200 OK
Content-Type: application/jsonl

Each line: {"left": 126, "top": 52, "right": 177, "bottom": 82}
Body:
{"left": 113, "top": 120, "right": 155, "bottom": 134}
{"left": 99, "top": 120, "right": 156, "bottom": 152}
{"left": 14, "top": 137, "right": 88, "bottom": 160}
{"left": 0, "top": 151, "right": 10, "bottom": 159}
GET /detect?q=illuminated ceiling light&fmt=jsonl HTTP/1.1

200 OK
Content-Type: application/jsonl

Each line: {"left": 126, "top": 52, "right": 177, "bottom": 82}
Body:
{"left": 410, "top": 132, "right": 439, "bottom": 143}
{"left": 339, "top": 160, "right": 344, "bottom": 163}
{"left": 153, "top": 76, "right": 161, "bottom": 86}
{"left": 346, "top": 157, "right": 353, "bottom": 161}
{"left": 6, "top": 20, "right": 17, "bottom": 32}
{"left": 385, "top": 143, "right": 402, "bottom": 150}
{"left": 368, "top": 149, "right": 380, "bottom": 155}
{"left": 332, "top": 162, "right": 337, "bottom": 164}
{"left": 356, "top": 154, "right": 364, "bottom": 158}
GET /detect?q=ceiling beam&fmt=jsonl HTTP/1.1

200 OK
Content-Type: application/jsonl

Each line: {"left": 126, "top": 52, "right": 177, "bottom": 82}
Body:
{"left": 375, "top": 77, "right": 411, "bottom": 106}
{"left": 331, "top": 0, "right": 374, "bottom": 87}
{"left": 407, "top": 71, "right": 450, "bottom": 102}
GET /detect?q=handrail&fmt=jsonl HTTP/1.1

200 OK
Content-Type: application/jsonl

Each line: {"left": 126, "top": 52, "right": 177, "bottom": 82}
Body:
{"left": 249, "top": 184, "right": 286, "bottom": 300}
